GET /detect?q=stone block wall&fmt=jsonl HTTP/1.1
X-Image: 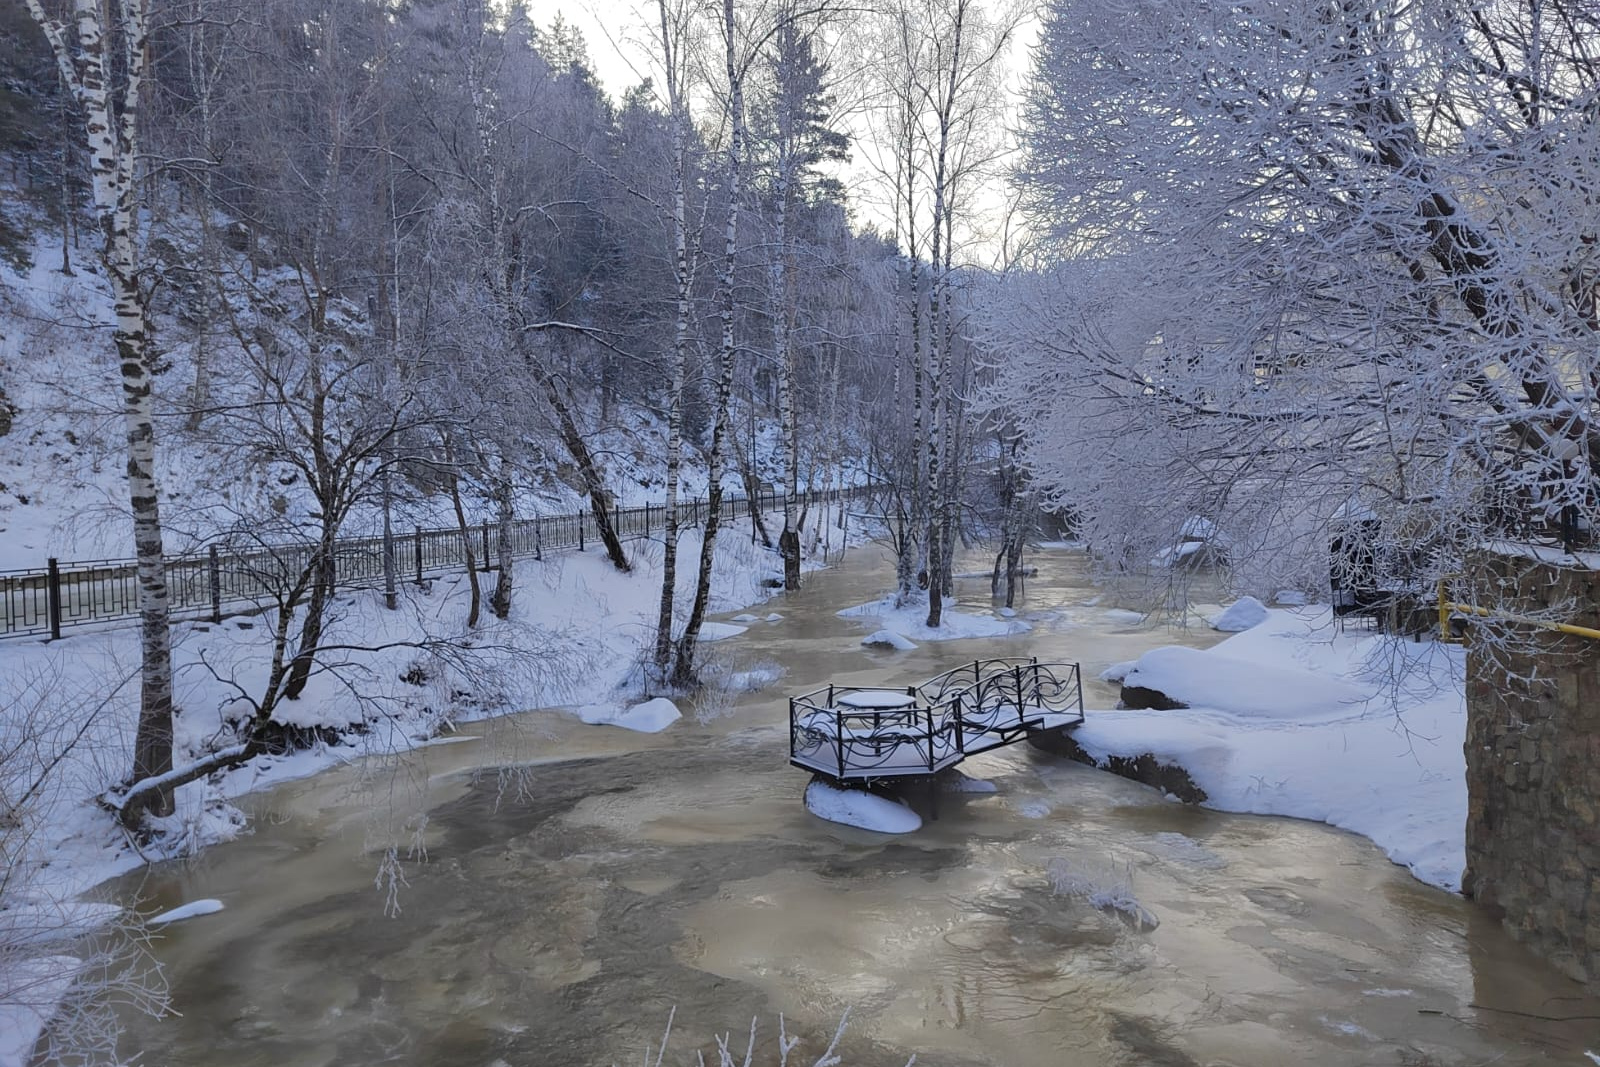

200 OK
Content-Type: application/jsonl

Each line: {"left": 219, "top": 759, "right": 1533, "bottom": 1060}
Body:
{"left": 1463, "top": 548, "right": 1600, "bottom": 986}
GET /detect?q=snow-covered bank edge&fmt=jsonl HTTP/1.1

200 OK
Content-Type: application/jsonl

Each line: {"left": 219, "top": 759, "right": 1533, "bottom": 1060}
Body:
{"left": 1064, "top": 607, "right": 1467, "bottom": 892}
{"left": 0, "top": 513, "right": 872, "bottom": 1066}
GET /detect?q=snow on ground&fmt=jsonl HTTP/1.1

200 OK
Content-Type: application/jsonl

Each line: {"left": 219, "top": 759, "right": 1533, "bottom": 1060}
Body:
{"left": 1073, "top": 607, "right": 1467, "bottom": 890}
{"left": 803, "top": 781, "right": 921, "bottom": 834}
{"left": 1209, "top": 596, "right": 1268, "bottom": 632}
{"left": 147, "top": 900, "right": 225, "bottom": 925}
{"left": 838, "top": 595, "right": 1031, "bottom": 642}
{"left": 0, "top": 958, "right": 76, "bottom": 1067}
{"left": 577, "top": 697, "right": 681, "bottom": 734}
{"left": 861, "top": 629, "right": 917, "bottom": 650}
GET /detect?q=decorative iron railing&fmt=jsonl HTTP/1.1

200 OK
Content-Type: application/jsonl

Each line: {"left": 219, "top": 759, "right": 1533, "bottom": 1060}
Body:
{"left": 789, "top": 658, "right": 1084, "bottom": 781}
{"left": 1, "top": 483, "right": 884, "bottom": 640}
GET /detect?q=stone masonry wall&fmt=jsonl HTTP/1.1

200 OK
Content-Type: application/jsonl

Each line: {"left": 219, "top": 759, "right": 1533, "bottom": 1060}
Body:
{"left": 1463, "top": 549, "right": 1600, "bottom": 986}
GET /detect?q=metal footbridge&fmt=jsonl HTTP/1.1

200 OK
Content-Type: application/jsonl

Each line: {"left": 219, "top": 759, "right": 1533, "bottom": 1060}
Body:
{"left": 788, "top": 657, "right": 1085, "bottom": 782}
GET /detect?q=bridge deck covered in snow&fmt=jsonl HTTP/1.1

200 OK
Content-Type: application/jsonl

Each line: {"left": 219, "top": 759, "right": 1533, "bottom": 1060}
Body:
{"left": 789, "top": 658, "right": 1085, "bottom": 782}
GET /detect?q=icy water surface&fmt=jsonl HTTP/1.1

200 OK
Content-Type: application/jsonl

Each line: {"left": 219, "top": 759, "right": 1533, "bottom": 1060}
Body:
{"left": 108, "top": 547, "right": 1600, "bottom": 1066}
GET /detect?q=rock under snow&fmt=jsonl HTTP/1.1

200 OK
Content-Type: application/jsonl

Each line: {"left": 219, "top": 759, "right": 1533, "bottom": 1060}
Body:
{"left": 730, "top": 613, "right": 759, "bottom": 623}
{"left": 578, "top": 697, "right": 681, "bottom": 733}
{"left": 1099, "top": 661, "right": 1136, "bottom": 684}
{"left": 149, "top": 899, "right": 225, "bottom": 925}
{"left": 862, "top": 629, "right": 918, "bottom": 650}
{"left": 1209, "top": 596, "right": 1269, "bottom": 632}
{"left": 804, "top": 780, "right": 921, "bottom": 834}
{"left": 1274, "top": 590, "right": 1308, "bottom": 606}
{"left": 765, "top": 613, "right": 784, "bottom": 622}
{"left": 997, "top": 606, "right": 1018, "bottom": 618}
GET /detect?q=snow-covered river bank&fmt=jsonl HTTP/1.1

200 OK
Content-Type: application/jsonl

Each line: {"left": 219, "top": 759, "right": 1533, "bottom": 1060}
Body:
{"left": 88, "top": 548, "right": 1600, "bottom": 1065}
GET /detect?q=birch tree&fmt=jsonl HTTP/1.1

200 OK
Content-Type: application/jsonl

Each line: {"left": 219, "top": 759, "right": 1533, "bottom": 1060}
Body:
{"left": 672, "top": 0, "right": 753, "bottom": 688}
{"left": 650, "top": 0, "right": 702, "bottom": 675}
{"left": 24, "top": 0, "right": 177, "bottom": 822}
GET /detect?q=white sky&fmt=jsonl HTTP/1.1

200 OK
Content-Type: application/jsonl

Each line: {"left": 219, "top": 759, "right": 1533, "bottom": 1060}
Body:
{"left": 522, "top": 1, "right": 1039, "bottom": 263}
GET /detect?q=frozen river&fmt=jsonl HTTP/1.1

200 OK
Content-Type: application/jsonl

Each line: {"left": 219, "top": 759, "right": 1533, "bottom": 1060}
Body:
{"left": 107, "top": 546, "right": 1600, "bottom": 1066}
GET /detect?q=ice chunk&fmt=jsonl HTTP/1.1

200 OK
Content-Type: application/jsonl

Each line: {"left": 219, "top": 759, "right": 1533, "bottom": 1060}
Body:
{"left": 804, "top": 781, "right": 921, "bottom": 834}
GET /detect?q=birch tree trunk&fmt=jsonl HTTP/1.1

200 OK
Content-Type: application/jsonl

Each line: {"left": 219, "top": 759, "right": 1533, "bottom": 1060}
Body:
{"left": 672, "top": 0, "right": 744, "bottom": 688}
{"left": 923, "top": 0, "right": 967, "bottom": 630}
{"left": 652, "top": 0, "right": 697, "bottom": 672}
{"left": 27, "top": 0, "right": 176, "bottom": 820}
{"left": 772, "top": 138, "right": 802, "bottom": 590}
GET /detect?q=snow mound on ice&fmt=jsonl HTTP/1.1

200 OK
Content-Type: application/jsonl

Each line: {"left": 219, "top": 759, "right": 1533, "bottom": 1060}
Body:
{"left": 839, "top": 596, "right": 1030, "bottom": 641}
{"left": 804, "top": 781, "right": 921, "bottom": 834}
{"left": 149, "top": 899, "right": 225, "bottom": 925}
{"left": 700, "top": 622, "right": 748, "bottom": 642}
{"left": 1209, "top": 596, "right": 1269, "bottom": 632}
{"left": 578, "top": 697, "right": 681, "bottom": 733}
{"left": 730, "top": 613, "right": 760, "bottom": 623}
{"left": 765, "top": 613, "right": 784, "bottom": 622}
{"left": 862, "top": 629, "right": 917, "bottom": 650}
{"left": 1121, "top": 645, "right": 1368, "bottom": 721}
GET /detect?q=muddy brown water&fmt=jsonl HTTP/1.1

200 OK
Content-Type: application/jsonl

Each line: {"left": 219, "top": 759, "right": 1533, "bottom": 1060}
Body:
{"left": 107, "top": 547, "right": 1600, "bottom": 1066}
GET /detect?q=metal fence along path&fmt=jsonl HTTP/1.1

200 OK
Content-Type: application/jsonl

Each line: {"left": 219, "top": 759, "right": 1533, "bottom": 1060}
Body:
{"left": 0, "top": 485, "right": 878, "bottom": 640}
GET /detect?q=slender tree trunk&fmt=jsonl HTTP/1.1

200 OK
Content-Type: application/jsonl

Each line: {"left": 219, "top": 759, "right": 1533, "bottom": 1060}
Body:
{"left": 540, "top": 370, "right": 631, "bottom": 572}
{"left": 445, "top": 440, "right": 481, "bottom": 629}
{"left": 772, "top": 144, "right": 801, "bottom": 590}
{"left": 653, "top": 0, "right": 692, "bottom": 674}
{"left": 732, "top": 418, "right": 774, "bottom": 547}
{"left": 672, "top": 0, "right": 744, "bottom": 688}
{"left": 490, "top": 455, "right": 514, "bottom": 619}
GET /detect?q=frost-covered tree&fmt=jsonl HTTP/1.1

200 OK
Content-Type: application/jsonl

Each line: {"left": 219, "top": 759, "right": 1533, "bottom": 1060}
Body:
{"left": 991, "top": 0, "right": 1600, "bottom": 598}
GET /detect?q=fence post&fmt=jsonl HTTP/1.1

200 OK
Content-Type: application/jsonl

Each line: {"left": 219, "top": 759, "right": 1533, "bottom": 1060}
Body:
{"left": 208, "top": 545, "right": 222, "bottom": 623}
{"left": 46, "top": 557, "right": 62, "bottom": 640}
{"left": 613, "top": 502, "right": 622, "bottom": 539}
{"left": 413, "top": 527, "right": 423, "bottom": 584}
{"left": 535, "top": 516, "right": 543, "bottom": 561}
{"left": 480, "top": 522, "right": 491, "bottom": 572}
{"left": 644, "top": 505, "right": 651, "bottom": 537}
{"left": 579, "top": 512, "right": 586, "bottom": 552}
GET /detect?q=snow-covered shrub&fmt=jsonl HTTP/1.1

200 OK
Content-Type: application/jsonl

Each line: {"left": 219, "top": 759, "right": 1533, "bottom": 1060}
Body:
{"left": 1, "top": 665, "right": 168, "bottom": 1065}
